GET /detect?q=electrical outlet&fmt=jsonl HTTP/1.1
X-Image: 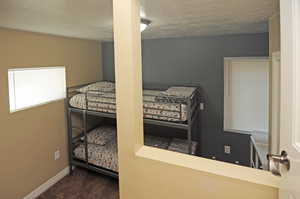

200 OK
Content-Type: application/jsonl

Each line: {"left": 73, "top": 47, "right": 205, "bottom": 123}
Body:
{"left": 224, "top": 145, "right": 231, "bottom": 154}
{"left": 54, "top": 149, "right": 60, "bottom": 160}
{"left": 200, "top": 103, "right": 205, "bottom": 110}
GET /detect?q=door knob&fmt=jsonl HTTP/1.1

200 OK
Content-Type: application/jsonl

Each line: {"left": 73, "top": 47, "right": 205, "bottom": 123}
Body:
{"left": 267, "top": 151, "right": 290, "bottom": 176}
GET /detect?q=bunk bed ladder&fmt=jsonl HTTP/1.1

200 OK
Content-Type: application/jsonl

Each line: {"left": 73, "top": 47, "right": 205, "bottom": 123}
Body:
{"left": 83, "top": 92, "right": 89, "bottom": 165}
{"left": 83, "top": 109, "right": 88, "bottom": 165}
{"left": 66, "top": 89, "right": 89, "bottom": 174}
{"left": 66, "top": 106, "right": 74, "bottom": 175}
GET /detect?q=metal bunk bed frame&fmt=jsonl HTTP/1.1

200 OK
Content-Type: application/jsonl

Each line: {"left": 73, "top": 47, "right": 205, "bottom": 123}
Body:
{"left": 66, "top": 82, "right": 201, "bottom": 177}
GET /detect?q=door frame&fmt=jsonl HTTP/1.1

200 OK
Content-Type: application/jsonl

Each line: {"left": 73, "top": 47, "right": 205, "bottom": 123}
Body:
{"left": 280, "top": 0, "right": 300, "bottom": 156}
{"left": 278, "top": 0, "right": 300, "bottom": 198}
{"left": 270, "top": 51, "right": 281, "bottom": 155}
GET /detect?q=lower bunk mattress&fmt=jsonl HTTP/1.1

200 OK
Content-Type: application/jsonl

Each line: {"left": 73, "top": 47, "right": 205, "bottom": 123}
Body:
{"left": 73, "top": 129, "right": 197, "bottom": 172}
{"left": 74, "top": 138, "right": 118, "bottom": 172}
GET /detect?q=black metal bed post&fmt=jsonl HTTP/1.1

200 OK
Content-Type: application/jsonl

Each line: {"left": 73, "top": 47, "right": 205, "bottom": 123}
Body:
{"left": 83, "top": 92, "right": 88, "bottom": 165}
{"left": 66, "top": 88, "right": 74, "bottom": 175}
{"left": 187, "top": 97, "right": 192, "bottom": 154}
{"left": 188, "top": 88, "right": 201, "bottom": 155}
{"left": 195, "top": 89, "right": 201, "bottom": 155}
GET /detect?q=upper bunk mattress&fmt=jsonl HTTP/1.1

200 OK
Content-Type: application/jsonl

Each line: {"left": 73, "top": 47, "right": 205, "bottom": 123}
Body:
{"left": 69, "top": 91, "right": 188, "bottom": 122}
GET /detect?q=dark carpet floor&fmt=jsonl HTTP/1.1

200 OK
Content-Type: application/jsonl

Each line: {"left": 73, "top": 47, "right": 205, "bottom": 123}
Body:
{"left": 37, "top": 168, "right": 119, "bottom": 199}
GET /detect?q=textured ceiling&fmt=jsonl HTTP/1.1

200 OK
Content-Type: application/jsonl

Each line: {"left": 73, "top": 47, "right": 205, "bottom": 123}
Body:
{"left": 0, "top": 0, "right": 276, "bottom": 41}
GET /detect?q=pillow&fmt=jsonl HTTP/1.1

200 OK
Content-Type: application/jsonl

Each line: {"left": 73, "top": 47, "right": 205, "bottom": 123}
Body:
{"left": 144, "top": 135, "right": 171, "bottom": 149}
{"left": 168, "top": 138, "right": 197, "bottom": 155}
{"left": 164, "top": 87, "right": 196, "bottom": 97}
{"left": 143, "top": 89, "right": 163, "bottom": 96}
{"left": 86, "top": 126, "right": 116, "bottom": 146}
{"left": 77, "top": 81, "right": 115, "bottom": 93}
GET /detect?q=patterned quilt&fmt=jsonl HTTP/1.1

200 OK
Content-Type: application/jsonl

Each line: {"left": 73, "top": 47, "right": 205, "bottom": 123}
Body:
{"left": 70, "top": 92, "right": 187, "bottom": 122}
{"left": 73, "top": 126, "right": 198, "bottom": 172}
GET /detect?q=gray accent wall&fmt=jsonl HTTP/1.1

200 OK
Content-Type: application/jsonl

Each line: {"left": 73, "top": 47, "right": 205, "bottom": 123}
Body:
{"left": 102, "top": 33, "right": 269, "bottom": 162}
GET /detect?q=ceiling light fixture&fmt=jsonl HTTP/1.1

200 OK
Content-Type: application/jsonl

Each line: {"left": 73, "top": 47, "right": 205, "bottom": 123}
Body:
{"left": 140, "top": 18, "right": 151, "bottom": 32}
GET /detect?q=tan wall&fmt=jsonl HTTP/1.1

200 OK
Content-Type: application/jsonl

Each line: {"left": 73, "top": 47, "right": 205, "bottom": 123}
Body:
{"left": 0, "top": 28, "right": 102, "bottom": 199}
{"left": 269, "top": 13, "right": 281, "bottom": 54}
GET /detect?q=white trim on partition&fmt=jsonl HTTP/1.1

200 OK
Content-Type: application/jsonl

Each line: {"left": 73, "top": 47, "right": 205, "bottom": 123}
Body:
{"left": 23, "top": 167, "right": 70, "bottom": 199}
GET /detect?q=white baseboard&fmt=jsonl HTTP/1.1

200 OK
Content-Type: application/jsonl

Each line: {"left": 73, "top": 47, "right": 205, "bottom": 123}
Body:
{"left": 23, "top": 166, "right": 70, "bottom": 199}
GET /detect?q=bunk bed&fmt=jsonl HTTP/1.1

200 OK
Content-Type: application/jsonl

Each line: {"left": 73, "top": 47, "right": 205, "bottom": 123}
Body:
{"left": 66, "top": 81, "right": 201, "bottom": 178}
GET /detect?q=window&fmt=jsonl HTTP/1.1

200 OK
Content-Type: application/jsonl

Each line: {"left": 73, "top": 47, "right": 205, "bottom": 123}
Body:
{"left": 224, "top": 58, "right": 269, "bottom": 133}
{"left": 8, "top": 67, "right": 66, "bottom": 112}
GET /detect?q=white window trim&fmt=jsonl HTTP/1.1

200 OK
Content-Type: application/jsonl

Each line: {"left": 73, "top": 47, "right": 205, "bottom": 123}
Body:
{"left": 223, "top": 57, "right": 270, "bottom": 133}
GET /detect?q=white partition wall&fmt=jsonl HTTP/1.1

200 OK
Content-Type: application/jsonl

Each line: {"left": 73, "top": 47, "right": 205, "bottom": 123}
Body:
{"left": 113, "top": 1, "right": 278, "bottom": 199}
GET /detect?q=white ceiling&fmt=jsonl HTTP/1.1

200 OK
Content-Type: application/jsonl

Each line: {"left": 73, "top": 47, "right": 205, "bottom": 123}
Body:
{"left": 0, "top": 0, "right": 275, "bottom": 41}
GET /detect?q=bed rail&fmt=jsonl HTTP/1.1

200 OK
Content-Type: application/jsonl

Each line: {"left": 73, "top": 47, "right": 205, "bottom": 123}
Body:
{"left": 250, "top": 136, "right": 264, "bottom": 169}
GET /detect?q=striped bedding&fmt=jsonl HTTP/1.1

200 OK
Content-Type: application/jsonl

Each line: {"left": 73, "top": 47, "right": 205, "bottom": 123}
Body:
{"left": 69, "top": 91, "right": 188, "bottom": 122}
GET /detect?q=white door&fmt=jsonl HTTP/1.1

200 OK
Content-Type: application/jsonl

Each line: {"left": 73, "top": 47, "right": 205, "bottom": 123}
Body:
{"left": 271, "top": 0, "right": 300, "bottom": 198}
